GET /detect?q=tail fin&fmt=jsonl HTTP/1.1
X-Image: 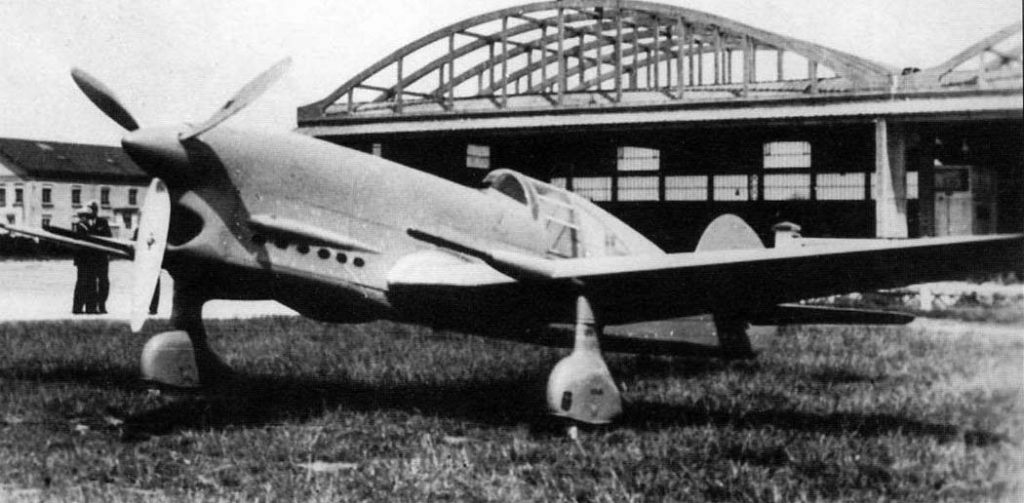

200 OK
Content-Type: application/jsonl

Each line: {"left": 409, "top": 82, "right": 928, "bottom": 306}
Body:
{"left": 695, "top": 214, "right": 764, "bottom": 252}
{"left": 696, "top": 215, "right": 764, "bottom": 358}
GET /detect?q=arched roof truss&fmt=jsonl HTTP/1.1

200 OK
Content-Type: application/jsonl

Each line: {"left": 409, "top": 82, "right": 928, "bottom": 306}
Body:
{"left": 910, "top": 21, "right": 1022, "bottom": 90}
{"left": 299, "top": 0, "right": 898, "bottom": 120}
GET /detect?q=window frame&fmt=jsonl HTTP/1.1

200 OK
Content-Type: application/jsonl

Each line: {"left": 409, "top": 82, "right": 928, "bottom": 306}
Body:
{"left": 100, "top": 186, "right": 111, "bottom": 207}
{"left": 466, "top": 144, "right": 491, "bottom": 170}
{"left": 763, "top": 141, "right": 812, "bottom": 170}
{"left": 616, "top": 146, "right": 661, "bottom": 172}
{"left": 41, "top": 185, "right": 53, "bottom": 207}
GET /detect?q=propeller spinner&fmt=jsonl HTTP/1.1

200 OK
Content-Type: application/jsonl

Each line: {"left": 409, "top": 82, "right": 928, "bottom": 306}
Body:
{"left": 70, "top": 58, "right": 292, "bottom": 331}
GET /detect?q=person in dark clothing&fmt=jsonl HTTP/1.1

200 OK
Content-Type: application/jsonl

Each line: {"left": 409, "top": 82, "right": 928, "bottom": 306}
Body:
{"left": 132, "top": 226, "right": 162, "bottom": 315}
{"left": 71, "top": 215, "right": 90, "bottom": 314}
{"left": 72, "top": 200, "right": 112, "bottom": 314}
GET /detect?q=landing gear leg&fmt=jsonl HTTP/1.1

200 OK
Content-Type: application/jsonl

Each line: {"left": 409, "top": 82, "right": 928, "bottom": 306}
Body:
{"left": 546, "top": 296, "right": 622, "bottom": 424}
{"left": 140, "top": 282, "right": 232, "bottom": 388}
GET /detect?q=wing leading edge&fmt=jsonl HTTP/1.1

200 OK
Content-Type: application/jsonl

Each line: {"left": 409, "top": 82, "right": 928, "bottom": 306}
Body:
{"left": 0, "top": 222, "right": 133, "bottom": 259}
{"left": 395, "top": 231, "right": 1023, "bottom": 325}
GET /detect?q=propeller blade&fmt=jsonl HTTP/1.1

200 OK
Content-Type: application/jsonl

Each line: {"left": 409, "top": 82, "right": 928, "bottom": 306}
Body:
{"left": 180, "top": 57, "right": 292, "bottom": 141}
{"left": 70, "top": 68, "right": 140, "bottom": 131}
{"left": 130, "top": 178, "right": 171, "bottom": 332}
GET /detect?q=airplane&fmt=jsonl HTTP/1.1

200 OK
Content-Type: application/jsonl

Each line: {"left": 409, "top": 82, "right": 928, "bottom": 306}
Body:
{"left": 2, "top": 58, "right": 1021, "bottom": 425}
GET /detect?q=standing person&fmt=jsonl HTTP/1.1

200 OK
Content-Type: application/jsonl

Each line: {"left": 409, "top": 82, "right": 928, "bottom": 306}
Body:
{"left": 132, "top": 226, "right": 162, "bottom": 315}
{"left": 91, "top": 203, "right": 112, "bottom": 314}
{"left": 73, "top": 200, "right": 112, "bottom": 314}
{"left": 71, "top": 211, "right": 90, "bottom": 314}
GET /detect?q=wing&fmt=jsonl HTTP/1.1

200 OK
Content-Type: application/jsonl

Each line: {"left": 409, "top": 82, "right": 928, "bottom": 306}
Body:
{"left": 395, "top": 230, "right": 1022, "bottom": 325}
{"left": 0, "top": 222, "right": 133, "bottom": 259}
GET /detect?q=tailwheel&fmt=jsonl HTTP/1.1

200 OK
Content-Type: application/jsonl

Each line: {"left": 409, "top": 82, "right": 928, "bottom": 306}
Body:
{"left": 546, "top": 296, "right": 622, "bottom": 424}
{"left": 714, "top": 313, "right": 756, "bottom": 360}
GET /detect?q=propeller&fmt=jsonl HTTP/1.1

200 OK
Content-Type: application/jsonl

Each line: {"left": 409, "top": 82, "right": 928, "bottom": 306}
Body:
{"left": 130, "top": 178, "right": 171, "bottom": 332}
{"left": 70, "top": 57, "right": 292, "bottom": 139}
{"left": 180, "top": 57, "right": 292, "bottom": 140}
{"left": 70, "top": 68, "right": 140, "bottom": 132}
{"left": 70, "top": 58, "right": 292, "bottom": 332}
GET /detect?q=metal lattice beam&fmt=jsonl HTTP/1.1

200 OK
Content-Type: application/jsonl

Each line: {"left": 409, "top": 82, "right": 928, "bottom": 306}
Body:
{"left": 299, "top": 0, "right": 898, "bottom": 119}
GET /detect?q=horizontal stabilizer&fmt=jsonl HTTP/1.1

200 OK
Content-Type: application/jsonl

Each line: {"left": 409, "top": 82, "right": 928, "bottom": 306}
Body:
{"left": 749, "top": 304, "right": 914, "bottom": 326}
{"left": 0, "top": 222, "right": 132, "bottom": 258}
{"left": 248, "top": 214, "right": 379, "bottom": 254}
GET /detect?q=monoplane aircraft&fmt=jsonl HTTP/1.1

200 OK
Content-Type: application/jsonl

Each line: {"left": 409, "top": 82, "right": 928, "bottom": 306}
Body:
{"left": 3, "top": 59, "right": 1021, "bottom": 424}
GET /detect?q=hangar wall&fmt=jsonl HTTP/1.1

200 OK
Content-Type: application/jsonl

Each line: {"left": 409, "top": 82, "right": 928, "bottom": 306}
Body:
{"left": 327, "top": 119, "right": 1020, "bottom": 252}
{"left": 299, "top": 1, "right": 1022, "bottom": 251}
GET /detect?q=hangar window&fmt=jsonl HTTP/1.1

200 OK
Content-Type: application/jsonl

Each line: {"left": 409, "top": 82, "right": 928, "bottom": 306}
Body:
{"left": 713, "top": 175, "right": 752, "bottom": 201}
{"left": 816, "top": 173, "right": 866, "bottom": 200}
{"left": 764, "top": 174, "right": 811, "bottom": 200}
{"left": 763, "top": 141, "right": 811, "bottom": 169}
{"left": 617, "top": 147, "right": 660, "bottom": 171}
{"left": 572, "top": 177, "right": 612, "bottom": 201}
{"left": 907, "top": 171, "right": 919, "bottom": 199}
{"left": 467, "top": 144, "right": 491, "bottom": 170}
{"left": 665, "top": 176, "right": 708, "bottom": 201}
{"left": 617, "top": 176, "right": 659, "bottom": 201}
{"left": 869, "top": 172, "right": 919, "bottom": 200}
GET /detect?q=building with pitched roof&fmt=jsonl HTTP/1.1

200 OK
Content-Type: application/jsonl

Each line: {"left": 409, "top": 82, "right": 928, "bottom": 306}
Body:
{"left": 0, "top": 138, "right": 149, "bottom": 238}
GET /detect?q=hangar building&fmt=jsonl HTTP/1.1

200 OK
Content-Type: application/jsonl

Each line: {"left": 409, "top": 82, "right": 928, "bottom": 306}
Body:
{"left": 297, "top": 0, "right": 1023, "bottom": 251}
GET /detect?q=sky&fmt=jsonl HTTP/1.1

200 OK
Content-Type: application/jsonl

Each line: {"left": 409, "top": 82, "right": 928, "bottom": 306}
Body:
{"left": 1, "top": 0, "right": 1020, "bottom": 145}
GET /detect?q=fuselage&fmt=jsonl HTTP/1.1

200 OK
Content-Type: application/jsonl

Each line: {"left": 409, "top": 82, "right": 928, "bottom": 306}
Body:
{"left": 147, "top": 126, "right": 661, "bottom": 331}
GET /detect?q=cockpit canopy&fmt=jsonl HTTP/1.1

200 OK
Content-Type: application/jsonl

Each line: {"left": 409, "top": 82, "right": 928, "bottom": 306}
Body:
{"left": 482, "top": 169, "right": 662, "bottom": 258}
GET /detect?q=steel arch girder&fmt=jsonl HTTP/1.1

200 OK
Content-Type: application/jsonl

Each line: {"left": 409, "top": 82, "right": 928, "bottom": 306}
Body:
{"left": 299, "top": 0, "right": 895, "bottom": 118}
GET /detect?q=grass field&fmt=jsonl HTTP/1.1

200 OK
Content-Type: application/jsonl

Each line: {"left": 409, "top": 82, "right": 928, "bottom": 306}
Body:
{"left": 1, "top": 316, "right": 1021, "bottom": 502}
